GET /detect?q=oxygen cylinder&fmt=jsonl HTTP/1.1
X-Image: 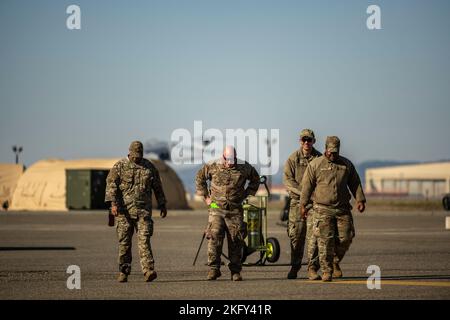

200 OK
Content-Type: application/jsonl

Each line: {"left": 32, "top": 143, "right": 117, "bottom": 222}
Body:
{"left": 247, "top": 207, "right": 261, "bottom": 249}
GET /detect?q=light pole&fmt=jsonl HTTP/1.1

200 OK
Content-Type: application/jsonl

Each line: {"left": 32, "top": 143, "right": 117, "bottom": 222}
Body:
{"left": 12, "top": 145, "right": 23, "bottom": 164}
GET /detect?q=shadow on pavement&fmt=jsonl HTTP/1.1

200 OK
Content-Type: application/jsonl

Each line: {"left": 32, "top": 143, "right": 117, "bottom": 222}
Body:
{"left": 0, "top": 247, "right": 76, "bottom": 251}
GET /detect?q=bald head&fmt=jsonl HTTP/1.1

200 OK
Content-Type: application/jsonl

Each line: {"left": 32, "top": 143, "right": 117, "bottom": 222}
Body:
{"left": 222, "top": 146, "right": 237, "bottom": 168}
{"left": 223, "top": 146, "right": 236, "bottom": 158}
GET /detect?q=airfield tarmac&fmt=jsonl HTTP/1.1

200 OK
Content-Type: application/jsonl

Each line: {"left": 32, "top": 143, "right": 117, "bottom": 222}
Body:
{"left": 0, "top": 209, "right": 449, "bottom": 300}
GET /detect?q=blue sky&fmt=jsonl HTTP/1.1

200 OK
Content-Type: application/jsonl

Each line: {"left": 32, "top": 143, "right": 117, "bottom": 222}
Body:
{"left": 1, "top": 0, "right": 449, "bottom": 167}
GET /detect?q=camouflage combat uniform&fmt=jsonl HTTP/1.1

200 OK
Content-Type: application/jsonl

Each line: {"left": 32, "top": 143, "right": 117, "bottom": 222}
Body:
{"left": 105, "top": 155, "right": 166, "bottom": 276}
{"left": 300, "top": 137, "right": 366, "bottom": 274}
{"left": 283, "top": 147, "right": 321, "bottom": 270}
{"left": 195, "top": 159, "right": 260, "bottom": 274}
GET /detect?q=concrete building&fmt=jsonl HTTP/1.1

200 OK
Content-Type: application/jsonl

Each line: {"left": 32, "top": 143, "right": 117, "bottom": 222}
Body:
{"left": 365, "top": 161, "right": 450, "bottom": 198}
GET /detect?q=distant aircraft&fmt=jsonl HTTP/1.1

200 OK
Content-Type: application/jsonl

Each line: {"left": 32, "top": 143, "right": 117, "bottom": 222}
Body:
{"left": 144, "top": 139, "right": 172, "bottom": 161}
{"left": 144, "top": 135, "right": 213, "bottom": 162}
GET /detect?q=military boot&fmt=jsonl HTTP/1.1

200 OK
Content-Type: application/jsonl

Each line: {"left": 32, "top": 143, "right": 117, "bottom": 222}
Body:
{"left": 322, "top": 272, "right": 332, "bottom": 282}
{"left": 333, "top": 262, "right": 343, "bottom": 278}
{"left": 307, "top": 267, "right": 321, "bottom": 281}
{"left": 117, "top": 272, "right": 128, "bottom": 283}
{"left": 207, "top": 269, "right": 221, "bottom": 280}
{"left": 231, "top": 273, "right": 243, "bottom": 281}
{"left": 287, "top": 265, "right": 301, "bottom": 279}
{"left": 144, "top": 270, "right": 157, "bottom": 282}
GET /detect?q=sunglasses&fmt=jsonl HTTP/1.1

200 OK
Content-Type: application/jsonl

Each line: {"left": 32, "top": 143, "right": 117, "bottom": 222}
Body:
{"left": 301, "top": 137, "right": 313, "bottom": 143}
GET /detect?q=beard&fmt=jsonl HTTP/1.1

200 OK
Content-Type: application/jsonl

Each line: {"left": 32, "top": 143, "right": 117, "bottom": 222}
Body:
{"left": 130, "top": 155, "right": 143, "bottom": 164}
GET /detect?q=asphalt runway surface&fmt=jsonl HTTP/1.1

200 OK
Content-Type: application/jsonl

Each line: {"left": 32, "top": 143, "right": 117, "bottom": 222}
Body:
{"left": 0, "top": 209, "right": 449, "bottom": 300}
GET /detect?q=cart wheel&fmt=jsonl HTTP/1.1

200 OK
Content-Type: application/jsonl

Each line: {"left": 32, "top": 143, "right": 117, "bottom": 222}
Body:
{"left": 266, "top": 237, "right": 280, "bottom": 263}
{"left": 443, "top": 194, "right": 450, "bottom": 211}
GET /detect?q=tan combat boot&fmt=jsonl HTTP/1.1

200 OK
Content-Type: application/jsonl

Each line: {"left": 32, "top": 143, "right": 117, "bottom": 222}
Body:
{"left": 321, "top": 272, "right": 332, "bottom": 282}
{"left": 117, "top": 273, "right": 128, "bottom": 283}
{"left": 144, "top": 270, "right": 157, "bottom": 282}
{"left": 307, "top": 268, "right": 321, "bottom": 281}
{"left": 207, "top": 269, "right": 222, "bottom": 280}
{"left": 231, "top": 273, "right": 243, "bottom": 281}
{"left": 333, "top": 262, "right": 343, "bottom": 278}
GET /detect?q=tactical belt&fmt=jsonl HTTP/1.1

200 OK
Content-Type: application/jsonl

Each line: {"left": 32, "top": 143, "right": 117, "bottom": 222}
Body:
{"left": 313, "top": 203, "right": 350, "bottom": 215}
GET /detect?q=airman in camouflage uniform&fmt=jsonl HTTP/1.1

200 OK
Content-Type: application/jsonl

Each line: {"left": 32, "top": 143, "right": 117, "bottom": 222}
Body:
{"left": 105, "top": 141, "right": 167, "bottom": 283}
{"left": 195, "top": 146, "right": 260, "bottom": 281}
{"left": 301, "top": 136, "right": 366, "bottom": 282}
{"left": 283, "top": 129, "right": 322, "bottom": 280}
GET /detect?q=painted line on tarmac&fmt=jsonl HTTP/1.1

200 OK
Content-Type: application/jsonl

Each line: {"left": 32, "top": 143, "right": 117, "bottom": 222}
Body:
{"left": 304, "top": 280, "right": 450, "bottom": 287}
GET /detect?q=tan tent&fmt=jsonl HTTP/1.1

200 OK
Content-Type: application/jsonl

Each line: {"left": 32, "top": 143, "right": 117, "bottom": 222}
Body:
{"left": 0, "top": 163, "right": 25, "bottom": 210}
{"left": 10, "top": 158, "right": 188, "bottom": 211}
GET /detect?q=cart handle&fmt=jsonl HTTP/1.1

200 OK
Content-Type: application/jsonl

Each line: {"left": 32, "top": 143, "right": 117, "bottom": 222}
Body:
{"left": 259, "top": 176, "right": 270, "bottom": 197}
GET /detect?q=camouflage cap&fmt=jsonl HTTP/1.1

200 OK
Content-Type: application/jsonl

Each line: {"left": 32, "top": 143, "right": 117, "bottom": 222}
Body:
{"left": 299, "top": 129, "right": 315, "bottom": 139}
{"left": 325, "top": 136, "right": 340, "bottom": 152}
{"left": 129, "top": 141, "right": 143, "bottom": 156}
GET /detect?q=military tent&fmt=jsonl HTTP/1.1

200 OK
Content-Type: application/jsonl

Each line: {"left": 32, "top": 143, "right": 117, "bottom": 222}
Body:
{"left": 9, "top": 158, "right": 188, "bottom": 211}
{"left": 0, "top": 163, "right": 25, "bottom": 210}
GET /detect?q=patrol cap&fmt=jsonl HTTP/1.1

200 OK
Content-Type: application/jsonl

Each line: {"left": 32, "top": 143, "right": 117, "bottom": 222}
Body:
{"left": 299, "top": 129, "right": 315, "bottom": 139}
{"left": 129, "top": 141, "right": 144, "bottom": 157}
{"left": 325, "top": 136, "right": 340, "bottom": 152}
